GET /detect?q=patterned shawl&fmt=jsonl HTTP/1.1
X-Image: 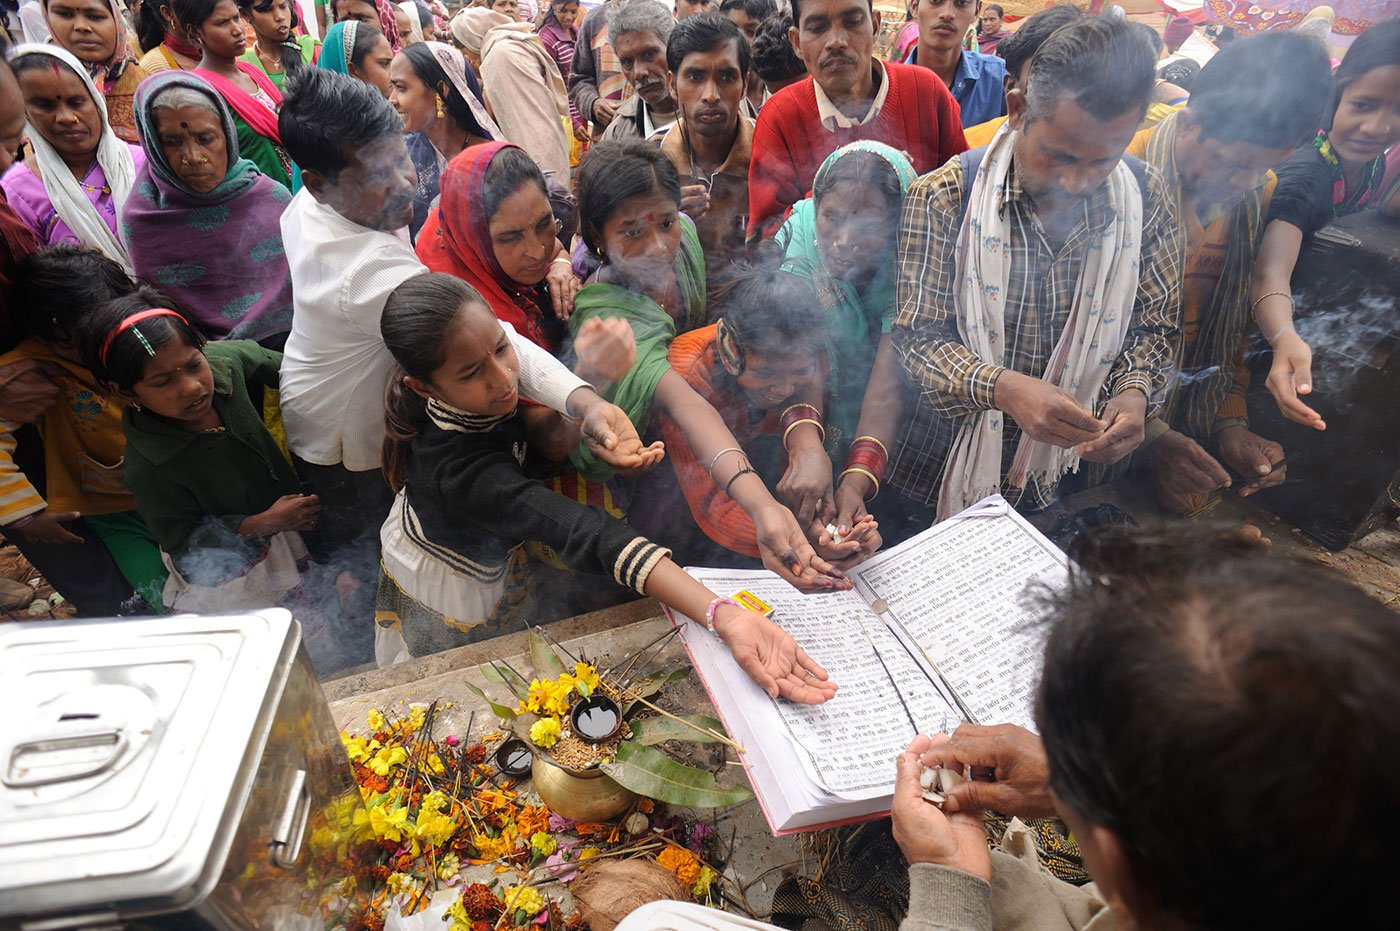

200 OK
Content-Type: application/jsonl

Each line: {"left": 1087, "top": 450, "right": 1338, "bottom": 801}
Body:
{"left": 318, "top": 20, "right": 369, "bottom": 75}
{"left": 122, "top": 72, "right": 294, "bottom": 343}
{"left": 567, "top": 216, "right": 706, "bottom": 481}
{"left": 777, "top": 141, "right": 917, "bottom": 446}
{"left": 417, "top": 142, "right": 563, "bottom": 350}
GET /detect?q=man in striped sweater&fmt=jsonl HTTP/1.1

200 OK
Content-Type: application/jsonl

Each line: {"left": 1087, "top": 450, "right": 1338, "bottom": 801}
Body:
{"left": 745, "top": 0, "right": 967, "bottom": 239}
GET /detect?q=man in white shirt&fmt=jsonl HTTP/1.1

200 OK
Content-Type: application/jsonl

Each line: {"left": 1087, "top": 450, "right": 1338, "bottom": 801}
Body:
{"left": 277, "top": 69, "right": 653, "bottom": 634}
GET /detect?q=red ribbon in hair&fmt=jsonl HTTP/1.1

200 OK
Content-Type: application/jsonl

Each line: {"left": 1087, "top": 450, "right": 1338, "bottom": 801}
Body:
{"left": 99, "top": 308, "right": 189, "bottom": 367}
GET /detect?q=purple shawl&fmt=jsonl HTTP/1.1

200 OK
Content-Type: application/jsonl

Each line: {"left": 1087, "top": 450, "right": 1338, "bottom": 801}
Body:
{"left": 122, "top": 71, "right": 294, "bottom": 343}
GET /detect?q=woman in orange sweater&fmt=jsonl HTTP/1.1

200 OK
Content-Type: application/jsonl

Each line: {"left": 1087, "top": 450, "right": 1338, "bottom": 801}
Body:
{"left": 645, "top": 265, "right": 879, "bottom": 567}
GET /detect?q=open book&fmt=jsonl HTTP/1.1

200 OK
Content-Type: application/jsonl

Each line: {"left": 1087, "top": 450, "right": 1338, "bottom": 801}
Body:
{"left": 665, "top": 496, "right": 1069, "bottom": 835}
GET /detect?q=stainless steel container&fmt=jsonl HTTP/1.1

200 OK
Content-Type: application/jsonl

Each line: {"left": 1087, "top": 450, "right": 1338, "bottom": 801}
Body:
{"left": 0, "top": 609, "right": 376, "bottom": 930}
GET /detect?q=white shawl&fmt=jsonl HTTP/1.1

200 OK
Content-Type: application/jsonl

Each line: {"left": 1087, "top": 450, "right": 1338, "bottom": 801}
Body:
{"left": 8, "top": 43, "right": 135, "bottom": 272}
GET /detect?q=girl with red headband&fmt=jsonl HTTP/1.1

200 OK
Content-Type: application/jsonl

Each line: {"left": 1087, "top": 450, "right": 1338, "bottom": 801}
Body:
{"left": 81, "top": 287, "right": 319, "bottom": 613}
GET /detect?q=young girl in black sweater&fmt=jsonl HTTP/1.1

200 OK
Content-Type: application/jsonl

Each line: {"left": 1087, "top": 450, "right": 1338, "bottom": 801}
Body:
{"left": 373, "top": 272, "right": 836, "bottom": 705}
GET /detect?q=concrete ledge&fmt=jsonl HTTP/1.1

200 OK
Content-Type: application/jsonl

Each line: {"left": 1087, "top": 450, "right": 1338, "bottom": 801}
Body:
{"left": 321, "top": 597, "right": 662, "bottom": 703}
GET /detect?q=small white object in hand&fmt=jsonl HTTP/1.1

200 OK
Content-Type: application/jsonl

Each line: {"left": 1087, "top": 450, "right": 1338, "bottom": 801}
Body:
{"left": 919, "top": 765, "right": 966, "bottom": 807}
{"left": 825, "top": 522, "right": 845, "bottom": 545}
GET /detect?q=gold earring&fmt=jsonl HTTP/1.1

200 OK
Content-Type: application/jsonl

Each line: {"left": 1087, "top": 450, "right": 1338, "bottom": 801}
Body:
{"left": 435, "top": 94, "right": 446, "bottom": 119}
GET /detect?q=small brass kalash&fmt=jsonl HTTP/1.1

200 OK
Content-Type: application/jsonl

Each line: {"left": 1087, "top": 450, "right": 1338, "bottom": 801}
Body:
{"left": 0, "top": 610, "right": 377, "bottom": 930}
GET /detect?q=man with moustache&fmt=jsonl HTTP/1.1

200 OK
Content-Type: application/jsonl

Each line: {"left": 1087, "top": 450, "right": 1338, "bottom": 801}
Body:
{"left": 277, "top": 69, "right": 654, "bottom": 628}
{"left": 658, "top": 13, "right": 753, "bottom": 285}
{"left": 905, "top": 0, "right": 1006, "bottom": 128}
{"left": 888, "top": 17, "right": 1182, "bottom": 520}
{"left": 600, "top": 0, "right": 680, "bottom": 142}
{"left": 746, "top": 0, "right": 965, "bottom": 239}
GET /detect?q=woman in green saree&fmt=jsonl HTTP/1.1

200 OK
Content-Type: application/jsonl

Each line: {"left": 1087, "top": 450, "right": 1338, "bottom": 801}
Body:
{"left": 777, "top": 141, "right": 925, "bottom": 544}
{"left": 570, "top": 140, "right": 857, "bottom": 590}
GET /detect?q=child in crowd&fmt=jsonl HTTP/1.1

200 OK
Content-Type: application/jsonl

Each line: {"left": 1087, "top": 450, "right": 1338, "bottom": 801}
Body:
{"left": 644, "top": 262, "right": 878, "bottom": 566}
{"left": 80, "top": 287, "right": 318, "bottom": 611}
{"left": 373, "top": 271, "right": 836, "bottom": 709}
{"left": 1250, "top": 18, "right": 1400, "bottom": 431}
{"left": 1, "top": 247, "right": 166, "bottom": 613}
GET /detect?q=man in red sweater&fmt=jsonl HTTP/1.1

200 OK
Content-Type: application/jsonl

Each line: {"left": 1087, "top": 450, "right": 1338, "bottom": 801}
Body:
{"left": 746, "top": 0, "right": 967, "bottom": 239}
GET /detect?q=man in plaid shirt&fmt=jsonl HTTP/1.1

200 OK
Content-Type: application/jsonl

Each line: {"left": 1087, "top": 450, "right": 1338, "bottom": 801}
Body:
{"left": 888, "top": 17, "right": 1183, "bottom": 513}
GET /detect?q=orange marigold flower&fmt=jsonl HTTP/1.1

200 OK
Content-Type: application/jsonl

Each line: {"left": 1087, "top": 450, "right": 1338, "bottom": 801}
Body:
{"left": 463, "top": 743, "right": 488, "bottom": 764}
{"left": 515, "top": 805, "right": 549, "bottom": 838}
{"left": 637, "top": 799, "right": 655, "bottom": 814}
{"left": 657, "top": 846, "right": 702, "bottom": 887}
{"left": 460, "top": 882, "right": 503, "bottom": 921}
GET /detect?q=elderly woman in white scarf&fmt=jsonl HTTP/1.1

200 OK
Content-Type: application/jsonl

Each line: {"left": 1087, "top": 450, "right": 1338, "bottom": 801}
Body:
{"left": 1, "top": 44, "right": 140, "bottom": 272}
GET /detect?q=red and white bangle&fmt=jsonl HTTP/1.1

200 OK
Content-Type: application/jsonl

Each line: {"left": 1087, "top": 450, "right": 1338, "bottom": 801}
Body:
{"left": 704, "top": 596, "right": 742, "bottom": 634}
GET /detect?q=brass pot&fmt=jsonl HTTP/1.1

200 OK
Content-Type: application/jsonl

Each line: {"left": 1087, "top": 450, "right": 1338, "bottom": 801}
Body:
{"left": 531, "top": 753, "right": 637, "bottom": 822}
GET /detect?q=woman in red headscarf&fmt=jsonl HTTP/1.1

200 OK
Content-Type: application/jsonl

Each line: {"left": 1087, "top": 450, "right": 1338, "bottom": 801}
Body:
{"left": 415, "top": 142, "right": 635, "bottom": 419}
{"left": 416, "top": 142, "right": 572, "bottom": 350}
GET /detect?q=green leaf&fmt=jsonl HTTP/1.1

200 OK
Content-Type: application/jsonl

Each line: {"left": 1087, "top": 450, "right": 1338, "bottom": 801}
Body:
{"left": 464, "top": 679, "right": 518, "bottom": 721}
{"left": 528, "top": 628, "right": 566, "bottom": 678}
{"left": 631, "top": 714, "right": 728, "bottom": 745}
{"left": 623, "top": 666, "right": 691, "bottom": 714}
{"left": 600, "top": 742, "right": 752, "bottom": 809}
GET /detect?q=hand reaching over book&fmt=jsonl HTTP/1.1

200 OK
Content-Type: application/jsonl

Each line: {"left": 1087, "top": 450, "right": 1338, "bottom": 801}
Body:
{"left": 713, "top": 603, "right": 837, "bottom": 705}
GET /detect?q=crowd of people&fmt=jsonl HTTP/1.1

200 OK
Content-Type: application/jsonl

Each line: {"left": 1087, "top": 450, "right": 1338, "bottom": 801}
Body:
{"left": 0, "top": 0, "right": 1398, "bottom": 657}
{"left": 1, "top": 0, "right": 1398, "bottom": 925}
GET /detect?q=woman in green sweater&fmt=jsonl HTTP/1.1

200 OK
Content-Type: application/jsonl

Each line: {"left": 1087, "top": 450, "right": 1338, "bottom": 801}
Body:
{"left": 81, "top": 287, "right": 317, "bottom": 611}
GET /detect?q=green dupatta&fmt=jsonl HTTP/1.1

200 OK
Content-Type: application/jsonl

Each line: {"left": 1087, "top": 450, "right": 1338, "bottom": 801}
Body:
{"left": 775, "top": 141, "right": 917, "bottom": 448}
{"left": 568, "top": 216, "right": 706, "bottom": 480}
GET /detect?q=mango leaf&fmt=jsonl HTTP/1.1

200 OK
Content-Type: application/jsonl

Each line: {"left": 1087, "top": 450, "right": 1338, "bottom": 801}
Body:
{"left": 600, "top": 742, "right": 751, "bottom": 809}
{"left": 464, "top": 679, "right": 517, "bottom": 721}
{"left": 623, "top": 666, "right": 691, "bottom": 715}
{"left": 631, "top": 714, "right": 728, "bottom": 746}
{"left": 528, "top": 628, "right": 566, "bottom": 678}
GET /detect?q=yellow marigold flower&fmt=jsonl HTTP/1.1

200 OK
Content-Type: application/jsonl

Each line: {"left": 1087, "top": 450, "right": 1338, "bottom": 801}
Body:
{"left": 386, "top": 871, "right": 415, "bottom": 895}
{"left": 572, "top": 662, "right": 600, "bottom": 694}
{"left": 529, "top": 717, "right": 561, "bottom": 748}
{"left": 419, "top": 790, "right": 449, "bottom": 815}
{"left": 579, "top": 846, "right": 603, "bottom": 861}
{"left": 530, "top": 831, "right": 556, "bottom": 857}
{"left": 368, "top": 803, "right": 411, "bottom": 842}
{"left": 503, "top": 884, "right": 545, "bottom": 917}
{"left": 426, "top": 752, "right": 446, "bottom": 776}
{"left": 693, "top": 865, "right": 719, "bottom": 897}
{"left": 436, "top": 852, "right": 461, "bottom": 881}
{"left": 415, "top": 810, "right": 456, "bottom": 848}
{"left": 405, "top": 704, "right": 428, "bottom": 732}
{"left": 366, "top": 709, "right": 386, "bottom": 731}
{"left": 444, "top": 898, "right": 472, "bottom": 931}
{"left": 657, "top": 846, "right": 701, "bottom": 886}
{"left": 368, "top": 745, "right": 408, "bottom": 776}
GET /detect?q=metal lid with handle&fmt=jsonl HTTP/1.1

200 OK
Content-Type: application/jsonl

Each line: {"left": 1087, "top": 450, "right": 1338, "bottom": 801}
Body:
{"left": 0, "top": 609, "right": 299, "bottom": 920}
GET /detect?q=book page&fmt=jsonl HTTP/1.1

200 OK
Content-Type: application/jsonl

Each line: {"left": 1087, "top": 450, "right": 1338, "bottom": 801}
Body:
{"left": 681, "top": 569, "right": 954, "bottom": 797}
{"left": 852, "top": 508, "right": 1067, "bottom": 732}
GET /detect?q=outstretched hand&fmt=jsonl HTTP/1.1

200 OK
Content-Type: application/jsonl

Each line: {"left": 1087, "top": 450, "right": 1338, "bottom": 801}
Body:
{"left": 713, "top": 606, "right": 837, "bottom": 704}
{"left": 753, "top": 504, "right": 850, "bottom": 592}
{"left": 572, "top": 390, "right": 666, "bottom": 473}
{"left": 1266, "top": 332, "right": 1324, "bottom": 430}
{"left": 891, "top": 735, "right": 992, "bottom": 881}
